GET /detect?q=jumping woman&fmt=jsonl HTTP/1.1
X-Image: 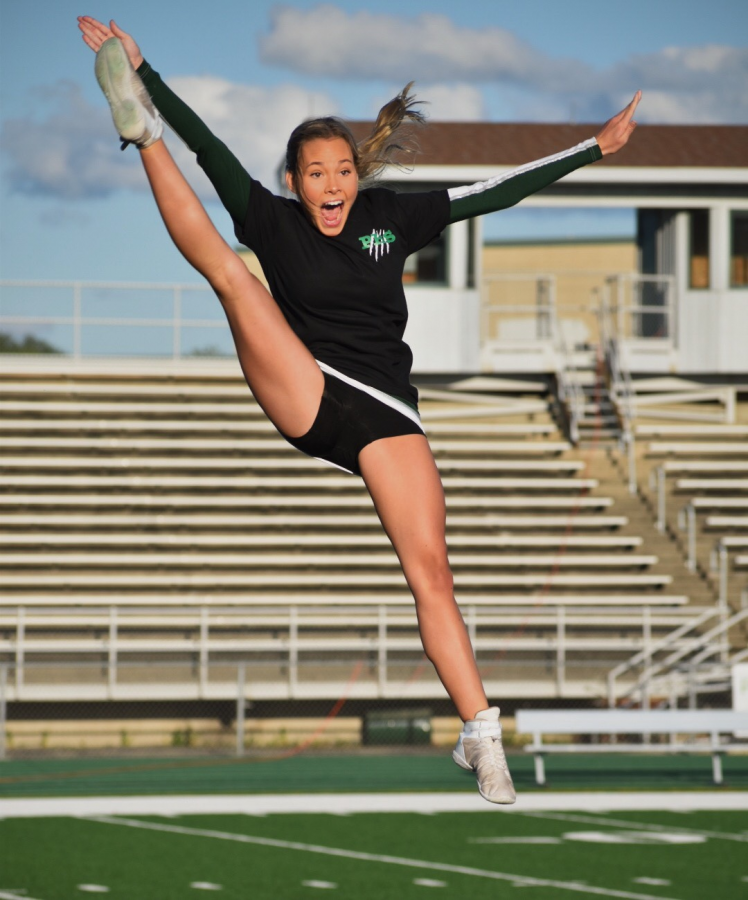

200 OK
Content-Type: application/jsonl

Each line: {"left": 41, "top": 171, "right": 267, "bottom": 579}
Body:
{"left": 78, "top": 15, "right": 641, "bottom": 804}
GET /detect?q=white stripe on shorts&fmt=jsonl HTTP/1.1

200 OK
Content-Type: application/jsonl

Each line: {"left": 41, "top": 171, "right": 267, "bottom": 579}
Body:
{"left": 316, "top": 361, "right": 425, "bottom": 433}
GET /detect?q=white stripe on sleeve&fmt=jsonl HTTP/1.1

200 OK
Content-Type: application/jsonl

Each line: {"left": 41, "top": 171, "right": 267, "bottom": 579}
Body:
{"left": 447, "top": 137, "right": 598, "bottom": 202}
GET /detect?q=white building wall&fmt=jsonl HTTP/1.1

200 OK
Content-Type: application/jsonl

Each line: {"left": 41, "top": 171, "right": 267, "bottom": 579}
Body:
{"left": 675, "top": 203, "right": 748, "bottom": 374}
{"left": 404, "top": 287, "right": 481, "bottom": 373}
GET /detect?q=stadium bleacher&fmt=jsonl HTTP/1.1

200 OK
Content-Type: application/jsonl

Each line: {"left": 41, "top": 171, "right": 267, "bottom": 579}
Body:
{"left": 0, "top": 366, "right": 742, "bottom": 748}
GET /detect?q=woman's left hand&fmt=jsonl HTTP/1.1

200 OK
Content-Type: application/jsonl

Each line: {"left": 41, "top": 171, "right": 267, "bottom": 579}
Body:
{"left": 77, "top": 16, "right": 144, "bottom": 70}
{"left": 595, "top": 91, "right": 642, "bottom": 156}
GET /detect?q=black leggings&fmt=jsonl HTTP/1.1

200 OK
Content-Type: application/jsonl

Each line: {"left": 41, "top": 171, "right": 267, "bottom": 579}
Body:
{"left": 280, "top": 372, "right": 424, "bottom": 476}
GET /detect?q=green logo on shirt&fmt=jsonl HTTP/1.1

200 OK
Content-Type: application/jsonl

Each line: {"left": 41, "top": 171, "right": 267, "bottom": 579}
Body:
{"left": 359, "top": 229, "right": 396, "bottom": 258}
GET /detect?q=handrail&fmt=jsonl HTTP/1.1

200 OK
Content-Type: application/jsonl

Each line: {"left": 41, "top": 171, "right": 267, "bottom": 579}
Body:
{"left": 609, "top": 607, "right": 748, "bottom": 706}
{"left": 555, "top": 342, "right": 584, "bottom": 445}
{"left": 0, "top": 279, "right": 222, "bottom": 361}
{"left": 605, "top": 335, "right": 637, "bottom": 493}
{"left": 2, "top": 601, "right": 700, "bottom": 703}
{"left": 607, "top": 607, "right": 718, "bottom": 706}
{"left": 480, "top": 273, "right": 557, "bottom": 344}
{"left": 603, "top": 273, "right": 676, "bottom": 343}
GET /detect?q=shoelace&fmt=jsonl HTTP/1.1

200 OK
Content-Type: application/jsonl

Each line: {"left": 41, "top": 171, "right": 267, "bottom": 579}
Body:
{"left": 486, "top": 735, "right": 508, "bottom": 770}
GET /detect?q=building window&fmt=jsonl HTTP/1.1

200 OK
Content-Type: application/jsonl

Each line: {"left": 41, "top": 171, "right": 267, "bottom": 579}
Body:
{"left": 402, "top": 234, "right": 446, "bottom": 284}
{"left": 731, "top": 211, "right": 748, "bottom": 288}
{"left": 688, "top": 210, "right": 710, "bottom": 289}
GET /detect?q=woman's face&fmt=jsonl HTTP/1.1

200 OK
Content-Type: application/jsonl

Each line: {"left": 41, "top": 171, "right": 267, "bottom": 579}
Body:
{"left": 286, "top": 136, "right": 359, "bottom": 236}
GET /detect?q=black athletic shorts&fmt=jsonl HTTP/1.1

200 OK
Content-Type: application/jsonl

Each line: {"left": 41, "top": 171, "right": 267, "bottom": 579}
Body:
{"left": 280, "top": 371, "right": 424, "bottom": 476}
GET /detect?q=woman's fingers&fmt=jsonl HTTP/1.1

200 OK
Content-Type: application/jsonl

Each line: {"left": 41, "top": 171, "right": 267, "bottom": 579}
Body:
{"left": 76, "top": 16, "right": 143, "bottom": 68}
{"left": 621, "top": 90, "right": 642, "bottom": 124}
{"left": 595, "top": 91, "right": 642, "bottom": 155}
{"left": 110, "top": 20, "right": 130, "bottom": 40}
{"left": 77, "top": 15, "right": 113, "bottom": 51}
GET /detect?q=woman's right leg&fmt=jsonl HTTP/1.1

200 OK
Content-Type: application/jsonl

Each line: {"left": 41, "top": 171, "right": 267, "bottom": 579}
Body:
{"left": 138, "top": 140, "right": 323, "bottom": 438}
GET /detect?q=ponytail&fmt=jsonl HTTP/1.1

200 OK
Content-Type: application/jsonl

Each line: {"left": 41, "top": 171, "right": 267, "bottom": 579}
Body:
{"left": 285, "top": 83, "right": 426, "bottom": 187}
{"left": 356, "top": 82, "right": 426, "bottom": 182}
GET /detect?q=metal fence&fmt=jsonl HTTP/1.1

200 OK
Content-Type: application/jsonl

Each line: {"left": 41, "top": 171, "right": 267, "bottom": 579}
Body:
{"left": 0, "top": 280, "right": 232, "bottom": 359}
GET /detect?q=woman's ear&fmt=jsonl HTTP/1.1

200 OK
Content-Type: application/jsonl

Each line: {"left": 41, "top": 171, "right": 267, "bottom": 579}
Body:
{"left": 285, "top": 170, "right": 297, "bottom": 194}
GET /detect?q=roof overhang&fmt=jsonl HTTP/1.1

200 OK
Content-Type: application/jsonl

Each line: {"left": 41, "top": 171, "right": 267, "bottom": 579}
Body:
{"left": 388, "top": 165, "right": 748, "bottom": 210}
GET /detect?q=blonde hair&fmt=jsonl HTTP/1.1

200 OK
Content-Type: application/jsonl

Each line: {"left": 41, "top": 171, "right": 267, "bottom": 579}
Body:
{"left": 285, "top": 83, "right": 426, "bottom": 187}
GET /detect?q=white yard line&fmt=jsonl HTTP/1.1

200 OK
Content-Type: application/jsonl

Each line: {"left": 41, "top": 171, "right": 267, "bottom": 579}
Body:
{"left": 519, "top": 810, "right": 748, "bottom": 843}
{"left": 2, "top": 791, "right": 748, "bottom": 819}
{"left": 0, "top": 892, "right": 46, "bottom": 900}
{"left": 87, "top": 814, "right": 683, "bottom": 900}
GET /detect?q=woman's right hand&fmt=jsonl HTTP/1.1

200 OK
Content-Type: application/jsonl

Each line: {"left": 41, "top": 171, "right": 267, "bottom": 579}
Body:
{"left": 77, "top": 16, "right": 144, "bottom": 69}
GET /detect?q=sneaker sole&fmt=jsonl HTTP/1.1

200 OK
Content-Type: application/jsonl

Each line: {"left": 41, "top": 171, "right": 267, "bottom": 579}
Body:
{"left": 452, "top": 747, "right": 473, "bottom": 772}
{"left": 479, "top": 786, "right": 516, "bottom": 805}
{"left": 95, "top": 39, "right": 146, "bottom": 142}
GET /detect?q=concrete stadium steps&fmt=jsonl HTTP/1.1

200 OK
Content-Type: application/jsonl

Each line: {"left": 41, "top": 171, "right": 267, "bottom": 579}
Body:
{"left": 587, "top": 446, "right": 717, "bottom": 608}
{"left": 628, "top": 415, "right": 748, "bottom": 609}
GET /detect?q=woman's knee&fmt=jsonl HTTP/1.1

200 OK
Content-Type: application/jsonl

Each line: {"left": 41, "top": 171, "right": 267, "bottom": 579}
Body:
{"left": 212, "top": 253, "right": 259, "bottom": 305}
{"left": 405, "top": 550, "right": 454, "bottom": 599}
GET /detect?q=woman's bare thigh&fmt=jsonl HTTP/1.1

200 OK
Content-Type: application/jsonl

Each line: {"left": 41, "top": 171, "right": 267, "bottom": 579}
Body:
{"left": 213, "top": 255, "right": 325, "bottom": 439}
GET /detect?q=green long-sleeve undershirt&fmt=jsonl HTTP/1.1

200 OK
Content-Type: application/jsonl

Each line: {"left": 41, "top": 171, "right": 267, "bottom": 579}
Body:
{"left": 138, "top": 60, "right": 251, "bottom": 226}
{"left": 137, "top": 60, "right": 602, "bottom": 231}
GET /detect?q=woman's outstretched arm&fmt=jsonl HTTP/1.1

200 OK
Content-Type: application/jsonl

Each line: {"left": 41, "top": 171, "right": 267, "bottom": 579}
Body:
{"left": 448, "top": 92, "right": 641, "bottom": 224}
{"left": 78, "top": 16, "right": 251, "bottom": 227}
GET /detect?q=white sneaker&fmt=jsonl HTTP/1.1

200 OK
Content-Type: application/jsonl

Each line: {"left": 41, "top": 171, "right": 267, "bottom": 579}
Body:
{"left": 453, "top": 707, "right": 516, "bottom": 804}
{"left": 95, "top": 37, "right": 163, "bottom": 150}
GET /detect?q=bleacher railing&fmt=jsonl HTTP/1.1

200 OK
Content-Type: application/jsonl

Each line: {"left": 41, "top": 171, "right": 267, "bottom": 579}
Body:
{"left": 0, "top": 279, "right": 231, "bottom": 359}
{"left": 607, "top": 606, "right": 748, "bottom": 708}
{"left": 0, "top": 601, "right": 700, "bottom": 705}
{"left": 601, "top": 273, "right": 676, "bottom": 344}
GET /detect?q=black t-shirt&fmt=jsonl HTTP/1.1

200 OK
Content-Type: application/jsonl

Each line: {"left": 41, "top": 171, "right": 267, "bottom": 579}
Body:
{"left": 237, "top": 179, "right": 450, "bottom": 406}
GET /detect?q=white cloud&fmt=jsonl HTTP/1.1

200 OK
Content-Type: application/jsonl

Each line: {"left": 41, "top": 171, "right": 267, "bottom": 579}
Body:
{"left": 260, "top": 5, "right": 587, "bottom": 88}
{"left": 366, "top": 83, "right": 485, "bottom": 125}
{"left": 626, "top": 89, "right": 746, "bottom": 125}
{"left": 611, "top": 44, "right": 748, "bottom": 91}
{"left": 1, "top": 77, "right": 338, "bottom": 203}
{"left": 414, "top": 84, "right": 486, "bottom": 122}
{"left": 601, "top": 45, "right": 748, "bottom": 123}
{"left": 165, "top": 76, "right": 338, "bottom": 193}
{"left": 0, "top": 82, "right": 147, "bottom": 199}
{"left": 260, "top": 5, "right": 748, "bottom": 125}
{"left": 2, "top": 9, "right": 746, "bottom": 207}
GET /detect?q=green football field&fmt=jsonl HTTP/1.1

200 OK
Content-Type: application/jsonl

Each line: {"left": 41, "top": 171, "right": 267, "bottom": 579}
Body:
{"left": 2, "top": 807, "right": 747, "bottom": 899}
{"left": 2, "top": 753, "right": 747, "bottom": 899}
{"left": 2, "top": 750, "right": 748, "bottom": 796}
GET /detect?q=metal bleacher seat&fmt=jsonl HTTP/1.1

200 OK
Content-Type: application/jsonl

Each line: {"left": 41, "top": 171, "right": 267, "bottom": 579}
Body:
{"left": 677, "top": 479, "right": 748, "bottom": 492}
{"left": 706, "top": 516, "right": 748, "bottom": 530}
{"left": 636, "top": 424, "right": 748, "bottom": 438}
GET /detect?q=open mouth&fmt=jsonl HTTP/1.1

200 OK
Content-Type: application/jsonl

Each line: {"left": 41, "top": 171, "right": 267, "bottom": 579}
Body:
{"left": 320, "top": 200, "right": 344, "bottom": 228}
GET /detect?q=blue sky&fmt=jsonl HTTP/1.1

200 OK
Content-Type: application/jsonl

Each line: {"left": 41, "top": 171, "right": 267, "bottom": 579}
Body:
{"left": 1, "top": 0, "right": 747, "bottom": 285}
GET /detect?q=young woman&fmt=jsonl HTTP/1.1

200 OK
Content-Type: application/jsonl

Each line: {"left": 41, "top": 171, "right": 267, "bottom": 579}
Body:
{"left": 79, "top": 16, "right": 641, "bottom": 804}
